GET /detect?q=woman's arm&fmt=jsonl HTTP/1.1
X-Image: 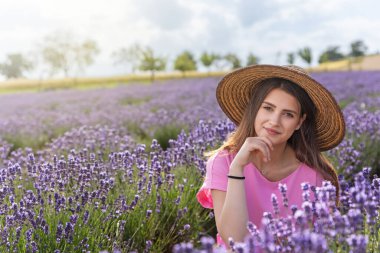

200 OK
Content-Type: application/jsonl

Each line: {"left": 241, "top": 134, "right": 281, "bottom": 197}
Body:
{"left": 211, "top": 136, "right": 273, "bottom": 245}
{"left": 211, "top": 164, "right": 249, "bottom": 245}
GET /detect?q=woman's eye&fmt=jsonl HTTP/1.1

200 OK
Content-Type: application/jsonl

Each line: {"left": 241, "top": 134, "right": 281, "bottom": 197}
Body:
{"left": 285, "top": 113, "right": 294, "bottom": 118}
{"left": 263, "top": 106, "right": 272, "bottom": 111}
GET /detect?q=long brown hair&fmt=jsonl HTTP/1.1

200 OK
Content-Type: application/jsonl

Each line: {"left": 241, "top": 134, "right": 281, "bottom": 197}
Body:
{"left": 211, "top": 78, "right": 340, "bottom": 201}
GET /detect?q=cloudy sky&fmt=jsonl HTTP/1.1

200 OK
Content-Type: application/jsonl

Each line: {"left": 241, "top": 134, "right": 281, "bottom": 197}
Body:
{"left": 1, "top": 0, "right": 380, "bottom": 78}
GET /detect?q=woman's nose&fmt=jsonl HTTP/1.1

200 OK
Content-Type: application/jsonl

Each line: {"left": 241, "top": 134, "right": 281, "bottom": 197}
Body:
{"left": 269, "top": 112, "right": 281, "bottom": 125}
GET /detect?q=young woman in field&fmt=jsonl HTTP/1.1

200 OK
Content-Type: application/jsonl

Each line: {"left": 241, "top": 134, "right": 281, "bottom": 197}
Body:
{"left": 196, "top": 65, "right": 345, "bottom": 247}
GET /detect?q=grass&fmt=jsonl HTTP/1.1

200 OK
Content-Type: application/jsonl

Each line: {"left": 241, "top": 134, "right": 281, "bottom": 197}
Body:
{"left": 119, "top": 96, "right": 152, "bottom": 106}
{"left": 310, "top": 54, "right": 380, "bottom": 72}
{"left": 338, "top": 97, "right": 355, "bottom": 109}
{"left": 153, "top": 124, "right": 188, "bottom": 150}
{"left": 2, "top": 125, "right": 71, "bottom": 151}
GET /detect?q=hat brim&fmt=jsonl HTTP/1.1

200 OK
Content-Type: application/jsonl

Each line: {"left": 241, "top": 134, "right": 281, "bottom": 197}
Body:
{"left": 216, "top": 64, "right": 345, "bottom": 151}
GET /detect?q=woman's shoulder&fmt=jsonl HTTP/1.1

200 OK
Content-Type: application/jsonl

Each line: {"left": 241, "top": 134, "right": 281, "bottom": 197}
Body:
{"left": 208, "top": 149, "right": 236, "bottom": 164}
{"left": 299, "top": 162, "right": 315, "bottom": 171}
{"left": 204, "top": 149, "right": 237, "bottom": 174}
{"left": 298, "top": 162, "right": 325, "bottom": 186}
{"left": 299, "top": 162, "right": 321, "bottom": 174}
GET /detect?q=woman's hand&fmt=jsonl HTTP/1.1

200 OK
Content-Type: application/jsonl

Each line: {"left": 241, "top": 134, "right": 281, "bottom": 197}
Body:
{"left": 218, "top": 136, "right": 274, "bottom": 243}
{"left": 231, "top": 137, "right": 274, "bottom": 169}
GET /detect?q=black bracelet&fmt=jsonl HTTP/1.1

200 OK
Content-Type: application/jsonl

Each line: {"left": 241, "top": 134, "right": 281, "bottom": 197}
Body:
{"left": 227, "top": 175, "right": 245, "bottom": 180}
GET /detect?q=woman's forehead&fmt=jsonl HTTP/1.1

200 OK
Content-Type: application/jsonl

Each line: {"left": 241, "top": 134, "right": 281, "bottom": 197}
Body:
{"left": 263, "top": 88, "right": 301, "bottom": 112}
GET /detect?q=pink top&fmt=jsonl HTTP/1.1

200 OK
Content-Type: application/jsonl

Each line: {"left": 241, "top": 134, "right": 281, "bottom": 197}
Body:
{"left": 196, "top": 150, "right": 324, "bottom": 246}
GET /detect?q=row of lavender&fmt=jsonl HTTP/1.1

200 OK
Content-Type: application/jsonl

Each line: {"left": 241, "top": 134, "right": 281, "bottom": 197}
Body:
{"left": 175, "top": 169, "right": 379, "bottom": 253}
{"left": 0, "top": 71, "right": 378, "bottom": 252}
{"left": 0, "top": 78, "right": 224, "bottom": 151}
{"left": 0, "top": 71, "right": 378, "bottom": 151}
{"left": 0, "top": 117, "right": 378, "bottom": 252}
{"left": 0, "top": 119, "right": 235, "bottom": 252}
{"left": 0, "top": 71, "right": 378, "bottom": 176}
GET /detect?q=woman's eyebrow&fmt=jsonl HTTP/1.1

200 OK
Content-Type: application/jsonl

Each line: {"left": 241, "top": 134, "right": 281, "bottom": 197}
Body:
{"left": 263, "top": 101, "right": 299, "bottom": 115}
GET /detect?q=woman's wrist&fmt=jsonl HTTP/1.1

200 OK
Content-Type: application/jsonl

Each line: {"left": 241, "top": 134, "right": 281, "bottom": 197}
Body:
{"left": 229, "top": 163, "right": 245, "bottom": 177}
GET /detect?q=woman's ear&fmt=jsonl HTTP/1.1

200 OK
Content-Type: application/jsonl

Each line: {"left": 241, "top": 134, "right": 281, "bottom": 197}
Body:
{"left": 296, "top": 114, "right": 306, "bottom": 130}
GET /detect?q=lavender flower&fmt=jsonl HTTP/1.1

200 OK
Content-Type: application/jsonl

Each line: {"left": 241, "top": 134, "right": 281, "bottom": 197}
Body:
{"left": 278, "top": 183, "right": 289, "bottom": 208}
{"left": 271, "top": 194, "right": 280, "bottom": 216}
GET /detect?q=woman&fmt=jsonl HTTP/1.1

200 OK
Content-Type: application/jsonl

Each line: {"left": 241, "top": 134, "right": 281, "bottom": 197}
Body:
{"left": 196, "top": 65, "right": 345, "bottom": 247}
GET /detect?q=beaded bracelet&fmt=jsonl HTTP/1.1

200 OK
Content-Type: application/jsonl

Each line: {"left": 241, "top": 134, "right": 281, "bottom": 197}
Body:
{"left": 227, "top": 175, "right": 245, "bottom": 180}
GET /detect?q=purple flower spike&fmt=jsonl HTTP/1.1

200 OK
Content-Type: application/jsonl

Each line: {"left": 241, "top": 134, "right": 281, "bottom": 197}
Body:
{"left": 271, "top": 194, "right": 280, "bottom": 216}
{"left": 278, "top": 183, "right": 289, "bottom": 208}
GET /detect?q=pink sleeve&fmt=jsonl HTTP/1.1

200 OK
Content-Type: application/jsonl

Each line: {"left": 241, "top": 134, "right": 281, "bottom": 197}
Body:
{"left": 196, "top": 151, "right": 230, "bottom": 209}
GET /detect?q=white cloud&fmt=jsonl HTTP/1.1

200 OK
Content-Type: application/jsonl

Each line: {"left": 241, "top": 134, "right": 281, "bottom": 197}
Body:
{"left": 0, "top": 0, "right": 379, "bottom": 78}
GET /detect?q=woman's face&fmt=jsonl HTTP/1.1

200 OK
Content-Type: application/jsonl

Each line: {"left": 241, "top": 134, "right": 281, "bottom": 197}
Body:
{"left": 254, "top": 88, "right": 306, "bottom": 146}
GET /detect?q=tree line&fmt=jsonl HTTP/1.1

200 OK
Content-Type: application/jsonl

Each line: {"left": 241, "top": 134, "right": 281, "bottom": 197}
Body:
{"left": 0, "top": 31, "right": 369, "bottom": 81}
{"left": 289, "top": 40, "right": 368, "bottom": 67}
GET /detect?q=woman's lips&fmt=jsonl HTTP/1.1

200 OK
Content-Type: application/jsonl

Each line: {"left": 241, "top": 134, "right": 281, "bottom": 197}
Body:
{"left": 265, "top": 127, "right": 280, "bottom": 135}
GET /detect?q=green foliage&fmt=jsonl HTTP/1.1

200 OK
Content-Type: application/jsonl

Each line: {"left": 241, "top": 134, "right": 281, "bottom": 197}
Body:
{"left": 199, "top": 52, "right": 219, "bottom": 71}
{"left": 318, "top": 46, "right": 345, "bottom": 64}
{"left": 153, "top": 124, "right": 187, "bottom": 150}
{"left": 174, "top": 51, "right": 197, "bottom": 76}
{"left": 119, "top": 96, "right": 152, "bottom": 106}
{"left": 0, "top": 53, "right": 33, "bottom": 79}
{"left": 328, "top": 132, "right": 380, "bottom": 181}
{"left": 2, "top": 126, "right": 70, "bottom": 151}
{"left": 3, "top": 134, "right": 49, "bottom": 151}
{"left": 349, "top": 40, "right": 368, "bottom": 58}
{"left": 287, "top": 52, "right": 295, "bottom": 65}
{"left": 353, "top": 134, "right": 380, "bottom": 177}
{"left": 38, "top": 31, "right": 100, "bottom": 77}
{"left": 119, "top": 165, "right": 215, "bottom": 252}
{"left": 224, "top": 53, "right": 241, "bottom": 69}
{"left": 246, "top": 53, "right": 260, "bottom": 66}
{"left": 297, "top": 47, "right": 312, "bottom": 65}
{"left": 125, "top": 121, "right": 149, "bottom": 140}
{"left": 338, "top": 97, "right": 355, "bottom": 109}
{"left": 138, "top": 47, "right": 166, "bottom": 82}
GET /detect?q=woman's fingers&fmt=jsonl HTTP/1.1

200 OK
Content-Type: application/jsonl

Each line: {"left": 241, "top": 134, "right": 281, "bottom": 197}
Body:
{"left": 247, "top": 137, "right": 273, "bottom": 162}
{"left": 250, "top": 139, "right": 271, "bottom": 162}
{"left": 256, "top": 141, "right": 270, "bottom": 162}
{"left": 239, "top": 137, "right": 275, "bottom": 165}
{"left": 259, "top": 136, "right": 274, "bottom": 151}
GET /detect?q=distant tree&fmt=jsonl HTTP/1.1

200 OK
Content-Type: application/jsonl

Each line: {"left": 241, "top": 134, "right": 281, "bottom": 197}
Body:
{"left": 0, "top": 53, "right": 33, "bottom": 79}
{"left": 297, "top": 47, "right": 312, "bottom": 66}
{"left": 224, "top": 53, "right": 241, "bottom": 69}
{"left": 75, "top": 40, "right": 99, "bottom": 74}
{"left": 38, "top": 31, "right": 99, "bottom": 77}
{"left": 349, "top": 40, "right": 368, "bottom": 57}
{"left": 318, "top": 46, "right": 345, "bottom": 63}
{"left": 138, "top": 47, "right": 166, "bottom": 82}
{"left": 174, "top": 50, "right": 197, "bottom": 77}
{"left": 111, "top": 43, "right": 143, "bottom": 73}
{"left": 246, "top": 53, "right": 260, "bottom": 66}
{"left": 287, "top": 52, "right": 295, "bottom": 65}
{"left": 200, "top": 52, "right": 219, "bottom": 73}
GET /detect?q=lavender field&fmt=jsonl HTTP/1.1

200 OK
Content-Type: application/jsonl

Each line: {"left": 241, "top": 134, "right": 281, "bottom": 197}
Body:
{"left": 0, "top": 71, "right": 379, "bottom": 252}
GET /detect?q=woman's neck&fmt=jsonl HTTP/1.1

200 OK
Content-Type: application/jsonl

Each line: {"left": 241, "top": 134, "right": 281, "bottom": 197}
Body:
{"left": 254, "top": 143, "right": 296, "bottom": 174}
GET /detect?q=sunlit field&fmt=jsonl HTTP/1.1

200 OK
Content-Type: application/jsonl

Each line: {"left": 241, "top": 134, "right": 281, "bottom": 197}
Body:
{"left": 0, "top": 71, "right": 379, "bottom": 252}
{"left": 0, "top": 71, "right": 227, "bottom": 94}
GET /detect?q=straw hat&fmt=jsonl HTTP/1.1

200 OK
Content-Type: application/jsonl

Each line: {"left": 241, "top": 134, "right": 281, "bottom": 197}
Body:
{"left": 216, "top": 64, "right": 345, "bottom": 151}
